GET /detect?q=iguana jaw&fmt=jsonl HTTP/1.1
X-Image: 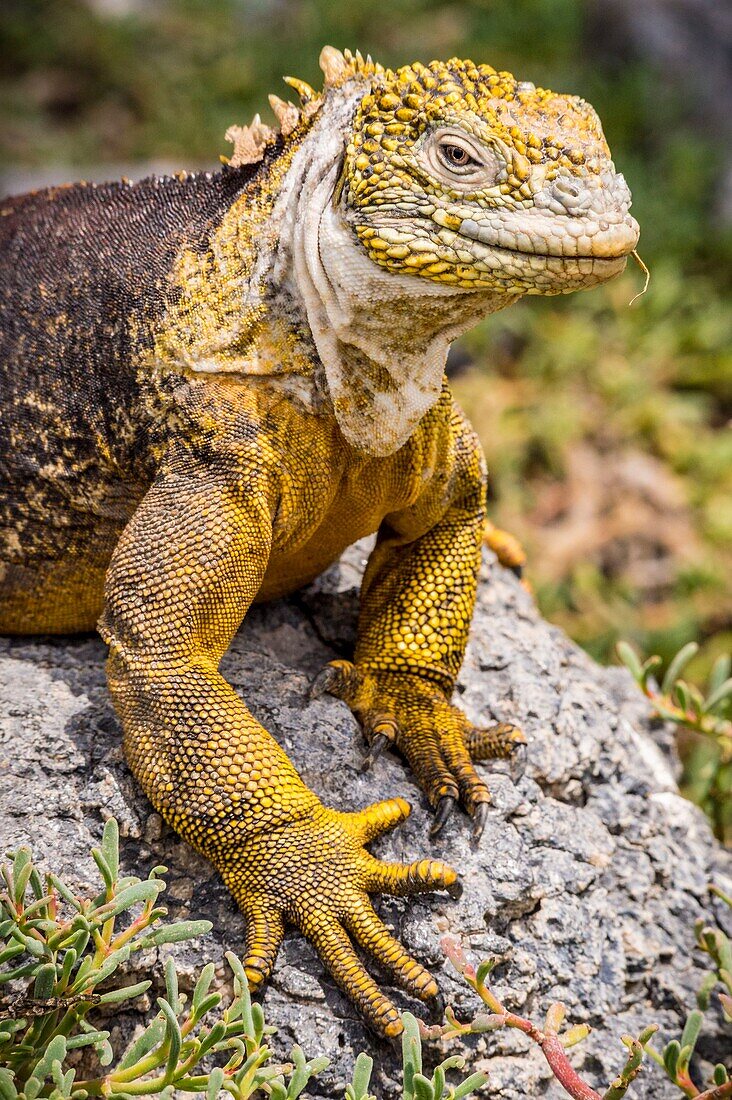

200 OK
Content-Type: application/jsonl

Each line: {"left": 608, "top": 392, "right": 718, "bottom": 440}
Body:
{"left": 353, "top": 194, "right": 638, "bottom": 297}
{"left": 347, "top": 153, "right": 638, "bottom": 297}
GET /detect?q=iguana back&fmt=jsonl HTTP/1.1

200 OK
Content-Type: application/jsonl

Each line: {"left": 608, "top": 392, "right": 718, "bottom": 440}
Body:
{"left": 0, "top": 164, "right": 268, "bottom": 628}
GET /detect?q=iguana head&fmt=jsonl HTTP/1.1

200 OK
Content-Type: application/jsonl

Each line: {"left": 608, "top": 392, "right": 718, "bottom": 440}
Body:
{"left": 338, "top": 54, "right": 639, "bottom": 296}
{"left": 218, "top": 48, "right": 640, "bottom": 455}
{"left": 229, "top": 47, "right": 639, "bottom": 300}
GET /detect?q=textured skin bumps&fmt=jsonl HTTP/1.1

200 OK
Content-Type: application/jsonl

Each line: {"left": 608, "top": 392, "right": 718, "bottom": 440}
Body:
{"left": 0, "top": 47, "right": 638, "bottom": 1035}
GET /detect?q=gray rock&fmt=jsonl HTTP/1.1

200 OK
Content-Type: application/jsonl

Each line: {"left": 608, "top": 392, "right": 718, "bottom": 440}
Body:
{"left": 1, "top": 544, "right": 730, "bottom": 1098}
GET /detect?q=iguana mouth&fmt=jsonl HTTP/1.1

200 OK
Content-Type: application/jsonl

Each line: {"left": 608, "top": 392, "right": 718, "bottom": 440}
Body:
{"left": 456, "top": 219, "right": 639, "bottom": 263}
{"left": 355, "top": 211, "right": 638, "bottom": 272}
{"left": 455, "top": 233, "right": 631, "bottom": 265}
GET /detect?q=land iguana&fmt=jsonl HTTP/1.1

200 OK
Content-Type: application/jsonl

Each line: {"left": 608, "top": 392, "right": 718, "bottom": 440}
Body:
{"left": 0, "top": 47, "right": 640, "bottom": 1036}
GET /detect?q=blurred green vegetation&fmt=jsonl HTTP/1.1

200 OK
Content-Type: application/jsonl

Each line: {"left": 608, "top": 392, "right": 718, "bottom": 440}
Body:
{"left": 1, "top": 0, "right": 730, "bottom": 832}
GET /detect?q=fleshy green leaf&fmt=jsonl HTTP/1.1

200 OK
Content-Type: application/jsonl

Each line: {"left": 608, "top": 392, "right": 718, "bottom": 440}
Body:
{"left": 206, "top": 1067, "right": 225, "bottom": 1100}
{"left": 704, "top": 677, "right": 732, "bottom": 714}
{"left": 709, "top": 655, "right": 732, "bottom": 696}
{"left": 12, "top": 850, "right": 33, "bottom": 908}
{"left": 450, "top": 1072, "right": 488, "bottom": 1100}
{"left": 617, "top": 642, "right": 643, "bottom": 682}
{"left": 65, "top": 1030, "right": 110, "bottom": 1051}
{"left": 349, "top": 1052, "right": 373, "bottom": 1100}
{"left": 663, "top": 1039, "right": 681, "bottom": 1079}
{"left": 101, "top": 819, "right": 120, "bottom": 883}
{"left": 97, "top": 880, "right": 162, "bottom": 917}
{"left": 138, "top": 920, "right": 212, "bottom": 949}
{"left": 164, "top": 957, "right": 180, "bottom": 1015}
{"left": 413, "top": 1074, "right": 434, "bottom": 1100}
{"left": 679, "top": 1008, "right": 703, "bottom": 1055}
{"left": 157, "top": 998, "right": 182, "bottom": 1080}
{"left": 97, "top": 980, "right": 152, "bottom": 1005}
{"left": 32, "top": 962, "right": 56, "bottom": 1001}
{"left": 117, "top": 1016, "right": 166, "bottom": 1070}
{"left": 661, "top": 642, "right": 699, "bottom": 694}
{"left": 0, "top": 1069, "right": 18, "bottom": 1100}
{"left": 91, "top": 849, "right": 114, "bottom": 891}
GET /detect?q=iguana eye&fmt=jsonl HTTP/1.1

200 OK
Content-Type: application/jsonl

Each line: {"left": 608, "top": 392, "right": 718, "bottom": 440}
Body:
{"left": 439, "top": 143, "right": 479, "bottom": 171}
{"left": 421, "top": 129, "right": 501, "bottom": 189}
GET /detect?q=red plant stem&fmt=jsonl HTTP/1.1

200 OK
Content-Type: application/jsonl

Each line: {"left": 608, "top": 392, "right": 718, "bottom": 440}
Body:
{"left": 504, "top": 1013, "right": 602, "bottom": 1100}
{"left": 697, "top": 1085, "right": 732, "bottom": 1100}
{"left": 676, "top": 1067, "right": 700, "bottom": 1098}
{"left": 540, "top": 1033, "right": 602, "bottom": 1100}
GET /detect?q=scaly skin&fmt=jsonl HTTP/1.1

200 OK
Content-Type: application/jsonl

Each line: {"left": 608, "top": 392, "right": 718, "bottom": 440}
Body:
{"left": 0, "top": 47, "right": 639, "bottom": 1035}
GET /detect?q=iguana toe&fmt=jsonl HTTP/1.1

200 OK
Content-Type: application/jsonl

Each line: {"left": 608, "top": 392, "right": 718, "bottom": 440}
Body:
{"left": 482, "top": 520, "right": 528, "bottom": 576}
{"left": 241, "top": 903, "right": 285, "bottom": 991}
{"left": 465, "top": 722, "right": 527, "bottom": 761}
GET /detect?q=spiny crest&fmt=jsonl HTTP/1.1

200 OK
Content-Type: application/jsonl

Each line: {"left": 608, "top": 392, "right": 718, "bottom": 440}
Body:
{"left": 224, "top": 115, "right": 276, "bottom": 168}
{"left": 318, "top": 45, "right": 384, "bottom": 87}
{"left": 223, "top": 46, "right": 383, "bottom": 168}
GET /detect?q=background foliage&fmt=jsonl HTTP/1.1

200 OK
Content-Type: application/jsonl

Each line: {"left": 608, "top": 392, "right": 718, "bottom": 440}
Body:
{"left": 1, "top": 0, "right": 730, "bottom": 832}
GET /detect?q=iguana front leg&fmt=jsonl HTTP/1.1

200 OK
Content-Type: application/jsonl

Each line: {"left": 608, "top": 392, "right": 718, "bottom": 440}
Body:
{"left": 100, "top": 442, "right": 456, "bottom": 1036}
{"left": 313, "top": 413, "right": 525, "bottom": 838}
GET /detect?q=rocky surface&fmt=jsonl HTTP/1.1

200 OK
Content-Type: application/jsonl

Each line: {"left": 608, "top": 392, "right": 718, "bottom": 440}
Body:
{"left": 1, "top": 544, "right": 730, "bottom": 1098}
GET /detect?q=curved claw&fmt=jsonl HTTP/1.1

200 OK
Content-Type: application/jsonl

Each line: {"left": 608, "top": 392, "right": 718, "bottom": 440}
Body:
{"left": 309, "top": 659, "right": 358, "bottom": 701}
{"left": 445, "top": 877, "right": 463, "bottom": 900}
{"left": 508, "top": 739, "right": 528, "bottom": 778}
{"left": 309, "top": 665, "right": 340, "bottom": 700}
{"left": 429, "top": 988, "right": 446, "bottom": 1019}
{"left": 362, "top": 732, "right": 391, "bottom": 771}
{"left": 471, "top": 801, "right": 490, "bottom": 845}
{"left": 429, "top": 794, "right": 457, "bottom": 838}
{"left": 362, "top": 714, "right": 399, "bottom": 770}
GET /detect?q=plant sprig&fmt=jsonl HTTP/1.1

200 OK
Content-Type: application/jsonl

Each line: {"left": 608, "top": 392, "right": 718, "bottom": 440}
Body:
{"left": 2, "top": 821, "right": 730, "bottom": 1099}
{"left": 0, "top": 821, "right": 327, "bottom": 1099}
{"left": 617, "top": 642, "right": 732, "bottom": 759}
{"left": 428, "top": 936, "right": 657, "bottom": 1100}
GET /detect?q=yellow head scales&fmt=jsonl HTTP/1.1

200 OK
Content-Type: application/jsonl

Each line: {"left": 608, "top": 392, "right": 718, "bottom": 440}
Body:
{"left": 227, "top": 46, "right": 639, "bottom": 295}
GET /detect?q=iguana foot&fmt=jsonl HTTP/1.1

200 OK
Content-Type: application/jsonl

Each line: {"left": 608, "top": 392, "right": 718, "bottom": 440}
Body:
{"left": 483, "top": 520, "right": 527, "bottom": 579}
{"left": 215, "top": 797, "right": 457, "bottom": 1037}
{"left": 310, "top": 662, "right": 526, "bottom": 840}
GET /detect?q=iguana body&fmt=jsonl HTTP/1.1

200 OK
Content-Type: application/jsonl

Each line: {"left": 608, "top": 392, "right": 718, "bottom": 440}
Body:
{"left": 0, "top": 48, "right": 638, "bottom": 1035}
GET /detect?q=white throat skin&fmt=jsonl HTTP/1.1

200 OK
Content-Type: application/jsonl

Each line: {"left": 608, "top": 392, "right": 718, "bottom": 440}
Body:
{"left": 268, "top": 88, "right": 519, "bottom": 456}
